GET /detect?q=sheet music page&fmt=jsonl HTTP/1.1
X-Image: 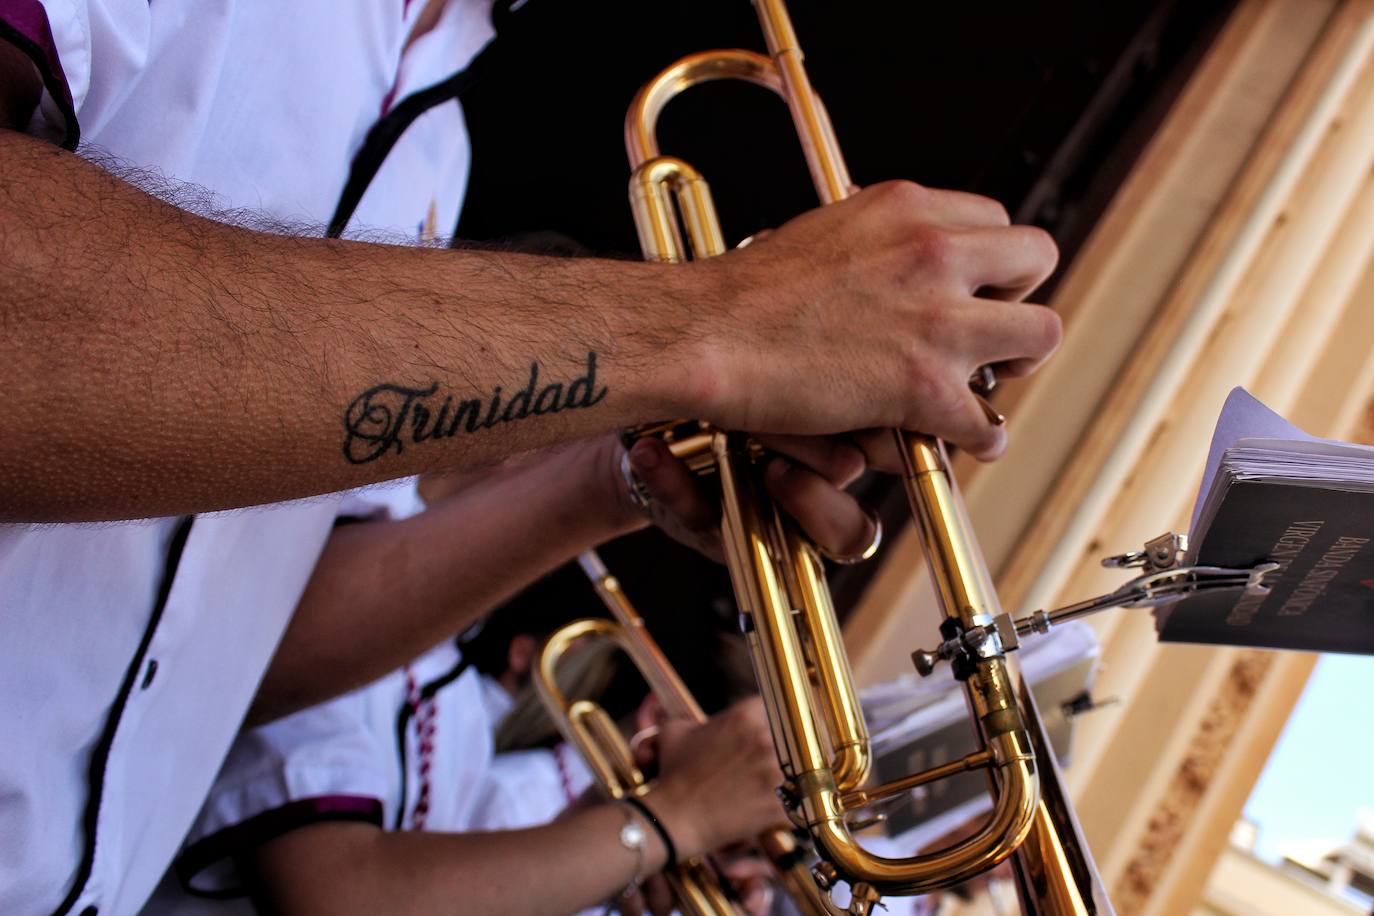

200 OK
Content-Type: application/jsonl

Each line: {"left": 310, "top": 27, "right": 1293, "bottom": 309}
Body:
{"left": 1187, "top": 387, "right": 1318, "bottom": 537}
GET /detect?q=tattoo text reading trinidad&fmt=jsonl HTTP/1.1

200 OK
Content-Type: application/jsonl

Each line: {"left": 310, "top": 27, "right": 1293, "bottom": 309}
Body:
{"left": 343, "top": 351, "right": 608, "bottom": 464}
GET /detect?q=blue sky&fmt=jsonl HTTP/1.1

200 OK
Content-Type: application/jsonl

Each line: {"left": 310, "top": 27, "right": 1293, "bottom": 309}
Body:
{"left": 1244, "top": 653, "right": 1374, "bottom": 861}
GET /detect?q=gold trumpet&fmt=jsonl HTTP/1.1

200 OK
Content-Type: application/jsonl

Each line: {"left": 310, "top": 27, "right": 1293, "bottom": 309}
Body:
{"left": 619, "top": 2, "right": 1112, "bottom": 913}
{"left": 535, "top": 549, "right": 831, "bottom": 916}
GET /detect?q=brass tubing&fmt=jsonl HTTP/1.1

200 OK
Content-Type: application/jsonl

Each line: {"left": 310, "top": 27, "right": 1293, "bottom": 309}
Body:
{"left": 620, "top": 3, "right": 1057, "bottom": 904}
{"left": 629, "top": 156, "right": 728, "bottom": 263}
{"left": 569, "top": 701, "right": 641, "bottom": 791}
{"left": 536, "top": 618, "right": 745, "bottom": 916}
{"left": 628, "top": 161, "right": 685, "bottom": 263}
{"left": 840, "top": 749, "right": 994, "bottom": 811}
{"left": 808, "top": 748, "right": 1039, "bottom": 894}
{"left": 1006, "top": 675, "right": 1109, "bottom": 915}
{"left": 749, "top": 13, "right": 1040, "bottom": 865}
{"left": 539, "top": 600, "right": 708, "bottom": 772}
{"left": 797, "top": 657, "right": 1036, "bottom": 896}
{"left": 573, "top": 550, "right": 837, "bottom": 916}
{"left": 626, "top": 46, "right": 874, "bottom": 794}
{"left": 624, "top": 44, "right": 838, "bottom": 213}
{"left": 719, "top": 435, "right": 1038, "bottom": 895}
{"left": 627, "top": 50, "right": 783, "bottom": 165}
{"left": 786, "top": 531, "right": 871, "bottom": 791}
{"left": 1016, "top": 804, "right": 1093, "bottom": 916}
{"left": 670, "top": 867, "right": 739, "bottom": 916}
{"left": 753, "top": 0, "right": 851, "bottom": 203}
{"left": 897, "top": 433, "right": 1003, "bottom": 628}
{"left": 714, "top": 433, "right": 830, "bottom": 780}
{"left": 540, "top": 621, "right": 645, "bottom": 797}
{"left": 771, "top": 850, "right": 839, "bottom": 915}
{"left": 578, "top": 551, "right": 705, "bottom": 721}
{"left": 667, "top": 433, "right": 719, "bottom": 474}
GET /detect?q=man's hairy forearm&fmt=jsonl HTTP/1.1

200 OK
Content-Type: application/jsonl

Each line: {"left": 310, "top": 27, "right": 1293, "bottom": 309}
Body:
{"left": 2, "top": 123, "right": 1071, "bottom": 518}
{"left": 0, "top": 129, "right": 702, "bottom": 521}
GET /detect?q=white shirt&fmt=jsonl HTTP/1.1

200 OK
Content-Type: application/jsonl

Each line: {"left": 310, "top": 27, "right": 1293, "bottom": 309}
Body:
{"left": 181, "top": 642, "right": 488, "bottom": 881}
{"left": 467, "top": 671, "right": 596, "bottom": 832}
{"left": 0, "top": 2, "right": 493, "bottom": 913}
{"left": 148, "top": 646, "right": 589, "bottom": 909}
{"left": 471, "top": 743, "right": 595, "bottom": 832}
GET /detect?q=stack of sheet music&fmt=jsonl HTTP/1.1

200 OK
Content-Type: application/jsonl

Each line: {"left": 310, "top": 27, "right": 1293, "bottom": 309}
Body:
{"left": 1156, "top": 388, "right": 1374, "bottom": 653}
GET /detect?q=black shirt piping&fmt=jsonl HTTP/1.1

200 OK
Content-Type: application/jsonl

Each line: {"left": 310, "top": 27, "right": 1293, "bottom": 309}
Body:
{"left": 51, "top": 516, "right": 195, "bottom": 916}
{"left": 392, "top": 652, "right": 472, "bottom": 830}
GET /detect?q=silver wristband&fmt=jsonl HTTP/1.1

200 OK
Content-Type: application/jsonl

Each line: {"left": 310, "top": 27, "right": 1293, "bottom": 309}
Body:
{"left": 614, "top": 799, "right": 650, "bottom": 894}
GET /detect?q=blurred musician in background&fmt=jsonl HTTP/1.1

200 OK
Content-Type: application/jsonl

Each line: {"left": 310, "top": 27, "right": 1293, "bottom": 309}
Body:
{"left": 150, "top": 574, "right": 779, "bottom": 916}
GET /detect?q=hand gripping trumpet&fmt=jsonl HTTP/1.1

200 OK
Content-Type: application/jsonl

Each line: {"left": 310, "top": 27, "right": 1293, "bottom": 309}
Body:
{"left": 534, "top": 550, "right": 832, "bottom": 915}
{"left": 618, "top": 2, "right": 1275, "bottom": 914}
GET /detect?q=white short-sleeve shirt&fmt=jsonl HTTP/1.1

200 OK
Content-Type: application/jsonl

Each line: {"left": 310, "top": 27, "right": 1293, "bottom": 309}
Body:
{"left": 178, "top": 642, "right": 490, "bottom": 887}
{"left": 471, "top": 743, "right": 596, "bottom": 832}
{"left": 0, "top": 2, "right": 493, "bottom": 913}
{"left": 141, "top": 645, "right": 590, "bottom": 914}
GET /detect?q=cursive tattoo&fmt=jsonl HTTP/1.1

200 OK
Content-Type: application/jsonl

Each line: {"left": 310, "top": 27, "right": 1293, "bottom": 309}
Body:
{"left": 342, "top": 351, "right": 609, "bottom": 464}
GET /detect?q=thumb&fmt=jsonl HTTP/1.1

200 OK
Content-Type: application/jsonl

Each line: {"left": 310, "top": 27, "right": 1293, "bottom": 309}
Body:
{"left": 628, "top": 438, "right": 717, "bottom": 534}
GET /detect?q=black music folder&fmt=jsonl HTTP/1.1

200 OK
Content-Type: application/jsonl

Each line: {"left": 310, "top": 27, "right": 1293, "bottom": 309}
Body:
{"left": 1154, "top": 388, "right": 1374, "bottom": 653}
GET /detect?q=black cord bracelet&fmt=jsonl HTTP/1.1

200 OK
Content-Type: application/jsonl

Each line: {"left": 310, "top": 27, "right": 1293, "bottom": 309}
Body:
{"left": 623, "top": 795, "right": 678, "bottom": 870}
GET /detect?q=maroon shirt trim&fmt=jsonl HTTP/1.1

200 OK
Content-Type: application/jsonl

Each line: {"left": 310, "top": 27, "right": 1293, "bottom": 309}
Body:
{"left": 0, "top": 0, "right": 79, "bottom": 149}
{"left": 175, "top": 795, "right": 384, "bottom": 899}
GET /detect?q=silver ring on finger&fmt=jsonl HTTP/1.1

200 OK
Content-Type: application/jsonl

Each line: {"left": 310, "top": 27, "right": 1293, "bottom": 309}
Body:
{"left": 818, "top": 505, "right": 883, "bottom": 565}
{"left": 619, "top": 450, "right": 654, "bottom": 510}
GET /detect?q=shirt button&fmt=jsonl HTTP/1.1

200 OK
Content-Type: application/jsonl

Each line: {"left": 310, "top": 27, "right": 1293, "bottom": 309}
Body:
{"left": 141, "top": 659, "right": 158, "bottom": 690}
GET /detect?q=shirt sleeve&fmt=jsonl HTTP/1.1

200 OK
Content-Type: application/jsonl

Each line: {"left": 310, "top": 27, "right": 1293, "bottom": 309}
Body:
{"left": 175, "top": 693, "right": 393, "bottom": 896}
{"left": 336, "top": 476, "right": 425, "bottom": 523}
{"left": 0, "top": 0, "right": 148, "bottom": 148}
{"left": 468, "top": 748, "right": 581, "bottom": 832}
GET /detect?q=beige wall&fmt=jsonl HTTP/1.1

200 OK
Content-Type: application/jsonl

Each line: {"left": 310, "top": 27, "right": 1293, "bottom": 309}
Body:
{"left": 845, "top": 1, "right": 1374, "bottom": 913}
